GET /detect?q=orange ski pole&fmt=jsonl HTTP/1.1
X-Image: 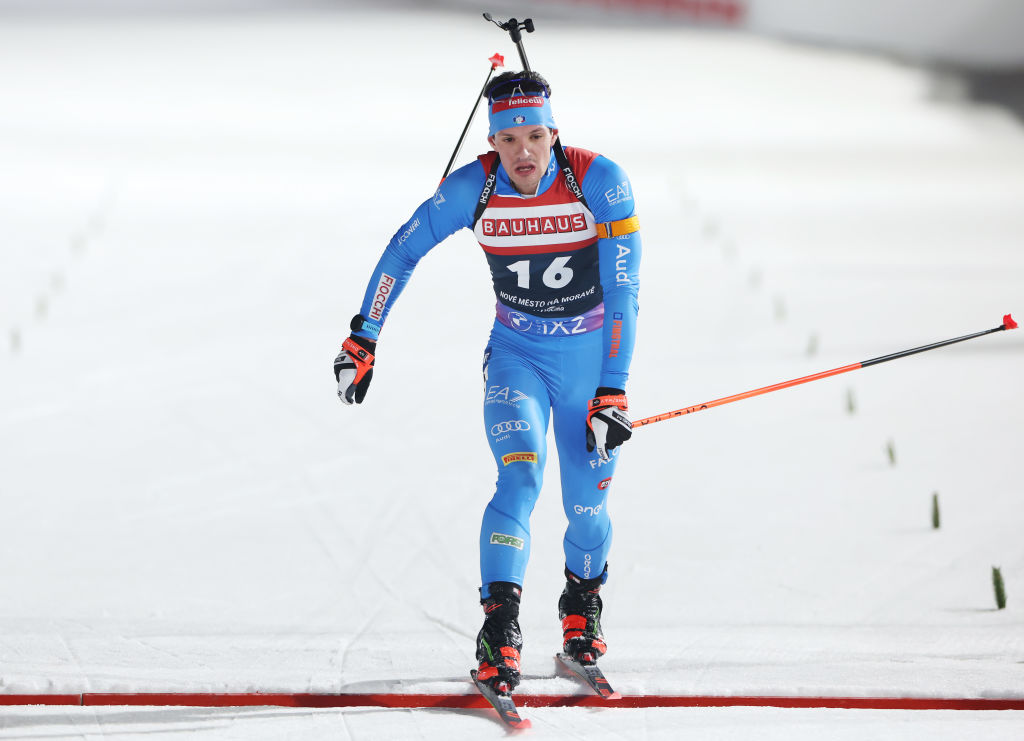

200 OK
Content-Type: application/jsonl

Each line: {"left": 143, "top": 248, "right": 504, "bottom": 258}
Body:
{"left": 633, "top": 314, "right": 1017, "bottom": 428}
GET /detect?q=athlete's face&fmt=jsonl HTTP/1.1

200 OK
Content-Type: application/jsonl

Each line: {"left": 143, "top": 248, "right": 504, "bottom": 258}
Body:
{"left": 488, "top": 125, "right": 558, "bottom": 195}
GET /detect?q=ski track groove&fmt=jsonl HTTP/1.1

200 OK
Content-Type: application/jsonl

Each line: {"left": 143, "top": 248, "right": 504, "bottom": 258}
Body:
{"left": 55, "top": 632, "right": 90, "bottom": 694}
{"left": 338, "top": 605, "right": 384, "bottom": 679}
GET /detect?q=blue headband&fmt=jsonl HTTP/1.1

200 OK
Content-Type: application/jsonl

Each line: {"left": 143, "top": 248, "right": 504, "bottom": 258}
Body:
{"left": 487, "top": 92, "right": 557, "bottom": 136}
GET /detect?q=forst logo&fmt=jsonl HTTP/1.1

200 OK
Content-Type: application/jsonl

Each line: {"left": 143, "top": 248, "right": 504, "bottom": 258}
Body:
{"left": 490, "top": 532, "right": 524, "bottom": 549}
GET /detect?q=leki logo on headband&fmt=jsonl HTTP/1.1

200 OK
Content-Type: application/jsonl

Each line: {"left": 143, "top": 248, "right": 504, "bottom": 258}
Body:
{"left": 491, "top": 96, "right": 546, "bottom": 113}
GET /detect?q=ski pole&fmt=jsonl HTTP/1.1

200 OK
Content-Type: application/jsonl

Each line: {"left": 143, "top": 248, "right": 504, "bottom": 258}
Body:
{"left": 440, "top": 52, "right": 505, "bottom": 184}
{"left": 483, "top": 13, "right": 535, "bottom": 71}
{"left": 633, "top": 314, "right": 1018, "bottom": 428}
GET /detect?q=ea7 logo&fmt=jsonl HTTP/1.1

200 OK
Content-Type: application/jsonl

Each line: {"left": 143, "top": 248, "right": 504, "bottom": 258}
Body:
{"left": 604, "top": 180, "right": 632, "bottom": 205}
{"left": 486, "top": 385, "right": 528, "bottom": 405}
{"left": 573, "top": 503, "right": 604, "bottom": 517}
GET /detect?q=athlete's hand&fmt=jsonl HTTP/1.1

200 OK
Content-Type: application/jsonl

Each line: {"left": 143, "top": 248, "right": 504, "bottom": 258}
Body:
{"left": 586, "top": 387, "right": 632, "bottom": 462}
{"left": 334, "top": 335, "right": 376, "bottom": 405}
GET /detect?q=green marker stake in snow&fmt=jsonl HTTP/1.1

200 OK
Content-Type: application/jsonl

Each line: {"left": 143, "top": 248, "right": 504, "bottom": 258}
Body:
{"left": 992, "top": 566, "right": 1007, "bottom": 610}
{"left": 806, "top": 332, "right": 819, "bottom": 357}
{"left": 931, "top": 492, "right": 940, "bottom": 529}
{"left": 846, "top": 388, "right": 856, "bottom": 415}
{"left": 886, "top": 439, "right": 896, "bottom": 466}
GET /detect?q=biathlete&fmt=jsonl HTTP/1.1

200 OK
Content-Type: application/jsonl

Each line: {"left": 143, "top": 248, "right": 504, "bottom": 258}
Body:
{"left": 334, "top": 71, "right": 641, "bottom": 694}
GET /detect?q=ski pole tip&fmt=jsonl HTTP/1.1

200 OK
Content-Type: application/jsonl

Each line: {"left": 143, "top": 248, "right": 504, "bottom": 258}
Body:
{"left": 1004, "top": 313, "right": 1018, "bottom": 330}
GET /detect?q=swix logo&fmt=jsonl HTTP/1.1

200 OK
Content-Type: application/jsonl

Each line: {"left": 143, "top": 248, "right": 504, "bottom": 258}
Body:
{"left": 502, "top": 452, "right": 538, "bottom": 466}
{"left": 481, "top": 213, "right": 587, "bottom": 238}
{"left": 574, "top": 503, "right": 604, "bottom": 517}
{"left": 368, "top": 273, "right": 396, "bottom": 321}
{"left": 597, "top": 477, "right": 612, "bottom": 490}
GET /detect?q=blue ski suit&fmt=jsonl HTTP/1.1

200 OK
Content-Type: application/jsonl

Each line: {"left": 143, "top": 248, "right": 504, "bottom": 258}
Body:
{"left": 353, "top": 144, "right": 641, "bottom": 593}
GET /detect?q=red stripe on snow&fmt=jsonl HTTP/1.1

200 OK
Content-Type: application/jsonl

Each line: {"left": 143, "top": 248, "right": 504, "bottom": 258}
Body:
{"left": 2, "top": 693, "right": 1023, "bottom": 710}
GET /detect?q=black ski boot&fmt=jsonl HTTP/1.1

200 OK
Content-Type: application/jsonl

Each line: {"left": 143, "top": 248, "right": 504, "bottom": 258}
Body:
{"left": 558, "top": 565, "right": 607, "bottom": 665}
{"left": 475, "top": 581, "right": 523, "bottom": 693}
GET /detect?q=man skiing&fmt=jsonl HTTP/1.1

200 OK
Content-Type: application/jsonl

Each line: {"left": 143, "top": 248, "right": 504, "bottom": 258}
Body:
{"left": 334, "top": 71, "right": 641, "bottom": 695}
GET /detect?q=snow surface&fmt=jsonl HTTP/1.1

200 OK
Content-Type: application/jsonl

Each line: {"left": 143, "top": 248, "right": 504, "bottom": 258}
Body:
{"left": 2, "top": 4, "right": 1023, "bottom": 739}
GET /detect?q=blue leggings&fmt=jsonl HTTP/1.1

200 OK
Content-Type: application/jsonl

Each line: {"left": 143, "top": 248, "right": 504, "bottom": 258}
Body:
{"left": 479, "top": 321, "right": 619, "bottom": 593}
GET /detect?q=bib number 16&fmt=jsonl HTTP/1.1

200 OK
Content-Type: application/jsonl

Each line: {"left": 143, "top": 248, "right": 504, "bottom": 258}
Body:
{"left": 507, "top": 256, "right": 573, "bottom": 289}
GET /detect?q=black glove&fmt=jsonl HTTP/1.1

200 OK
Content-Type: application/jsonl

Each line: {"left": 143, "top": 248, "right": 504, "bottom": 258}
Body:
{"left": 585, "top": 387, "right": 632, "bottom": 462}
{"left": 334, "top": 329, "right": 376, "bottom": 405}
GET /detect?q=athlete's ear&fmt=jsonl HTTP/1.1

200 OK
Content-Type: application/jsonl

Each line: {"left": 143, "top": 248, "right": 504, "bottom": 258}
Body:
{"left": 487, "top": 135, "right": 496, "bottom": 148}
{"left": 550, "top": 128, "right": 559, "bottom": 142}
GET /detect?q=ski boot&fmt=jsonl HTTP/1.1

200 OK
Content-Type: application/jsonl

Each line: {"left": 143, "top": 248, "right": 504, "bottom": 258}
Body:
{"left": 558, "top": 565, "right": 607, "bottom": 665}
{"left": 475, "top": 581, "right": 523, "bottom": 693}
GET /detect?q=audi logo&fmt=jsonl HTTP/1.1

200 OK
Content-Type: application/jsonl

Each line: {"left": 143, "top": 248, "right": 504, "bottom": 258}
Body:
{"left": 490, "top": 420, "right": 531, "bottom": 436}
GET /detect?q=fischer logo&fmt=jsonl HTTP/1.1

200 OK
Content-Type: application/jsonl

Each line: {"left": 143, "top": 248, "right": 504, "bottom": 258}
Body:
{"left": 597, "top": 477, "right": 612, "bottom": 490}
{"left": 574, "top": 503, "right": 604, "bottom": 517}
{"left": 368, "top": 273, "right": 396, "bottom": 322}
{"left": 502, "top": 451, "right": 538, "bottom": 465}
{"left": 490, "top": 532, "right": 525, "bottom": 550}
{"left": 481, "top": 213, "right": 587, "bottom": 237}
